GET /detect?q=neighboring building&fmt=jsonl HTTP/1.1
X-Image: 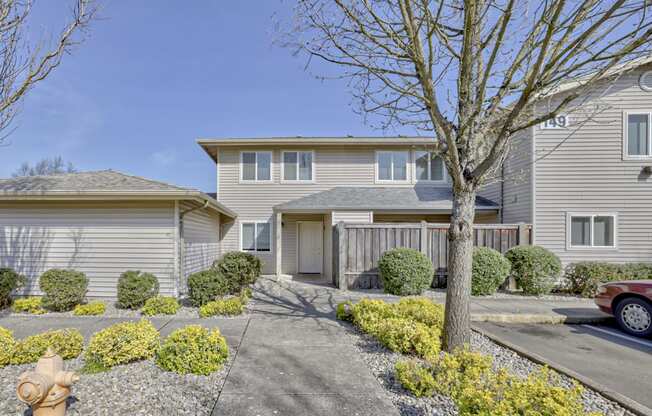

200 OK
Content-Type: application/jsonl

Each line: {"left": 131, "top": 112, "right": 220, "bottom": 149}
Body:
{"left": 495, "top": 60, "right": 652, "bottom": 266}
{"left": 0, "top": 170, "right": 235, "bottom": 298}
{"left": 197, "top": 137, "right": 499, "bottom": 278}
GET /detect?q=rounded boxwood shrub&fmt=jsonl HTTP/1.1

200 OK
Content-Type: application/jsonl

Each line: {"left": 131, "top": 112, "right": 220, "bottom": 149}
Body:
{"left": 84, "top": 319, "right": 159, "bottom": 371}
{"left": 505, "top": 246, "right": 561, "bottom": 295}
{"left": 156, "top": 325, "right": 229, "bottom": 375}
{"left": 378, "top": 248, "right": 434, "bottom": 296}
{"left": 188, "top": 269, "right": 232, "bottom": 307}
{"left": 11, "top": 329, "right": 83, "bottom": 365}
{"left": 471, "top": 247, "right": 511, "bottom": 296}
{"left": 73, "top": 301, "right": 106, "bottom": 316}
{"left": 116, "top": 270, "right": 159, "bottom": 309}
{"left": 0, "top": 267, "right": 25, "bottom": 308}
{"left": 39, "top": 269, "right": 88, "bottom": 311}
{"left": 0, "top": 327, "right": 15, "bottom": 367}
{"left": 141, "top": 296, "right": 180, "bottom": 316}
{"left": 213, "top": 251, "right": 262, "bottom": 287}
{"left": 11, "top": 297, "right": 45, "bottom": 314}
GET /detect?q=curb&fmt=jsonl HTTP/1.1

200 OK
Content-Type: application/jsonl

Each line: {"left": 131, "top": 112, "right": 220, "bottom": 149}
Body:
{"left": 473, "top": 324, "right": 652, "bottom": 416}
{"left": 470, "top": 313, "right": 610, "bottom": 325}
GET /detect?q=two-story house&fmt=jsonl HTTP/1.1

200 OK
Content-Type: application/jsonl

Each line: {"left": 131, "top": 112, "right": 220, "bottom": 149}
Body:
{"left": 198, "top": 137, "right": 500, "bottom": 281}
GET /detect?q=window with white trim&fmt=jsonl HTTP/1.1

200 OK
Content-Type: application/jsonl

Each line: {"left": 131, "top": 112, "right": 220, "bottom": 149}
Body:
{"left": 282, "top": 151, "right": 313, "bottom": 181}
{"left": 415, "top": 151, "right": 445, "bottom": 182}
{"left": 241, "top": 151, "right": 272, "bottom": 181}
{"left": 376, "top": 151, "right": 408, "bottom": 182}
{"left": 625, "top": 112, "right": 651, "bottom": 157}
{"left": 568, "top": 214, "right": 615, "bottom": 248}
{"left": 241, "top": 222, "right": 271, "bottom": 252}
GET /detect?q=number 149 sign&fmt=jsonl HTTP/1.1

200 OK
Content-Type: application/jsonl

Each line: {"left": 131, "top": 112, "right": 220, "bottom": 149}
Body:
{"left": 540, "top": 114, "right": 569, "bottom": 129}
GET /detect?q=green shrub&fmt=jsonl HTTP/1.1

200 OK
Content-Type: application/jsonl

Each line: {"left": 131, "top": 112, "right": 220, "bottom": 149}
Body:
{"left": 73, "top": 301, "right": 106, "bottom": 316}
{"left": 213, "top": 251, "right": 262, "bottom": 287}
{"left": 187, "top": 269, "right": 232, "bottom": 307}
{"left": 84, "top": 319, "right": 159, "bottom": 371}
{"left": 505, "top": 246, "right": 561, "bottom": 295}
{"left": 375, "top": 317, "right": 441, "bottom": 362}
{"left": 394, "top": 297, "right": 444, "bottom": 329}
{"left": 336, "top": 301, "right": 354, "bottom": 322}
{"left": 11, "top": 297, "right": 45, "bottom": 314}
{"left": 471, "top": 247, "right": 511, "bottom": 295}
{"left": 39, "top": 269, "right": 88, "bottom": 311}
{"left": 240, "top": 287, "right": 253, "bottom": 303}
{"left": 199, "top": 297, "right": 244, "bottom": 317}
{"left": 156, "top": 325, "right": 229, "bottom": 375}
{"left": 11, "top": 329, "right": 83, "bottom": 364}
{"left": 141, "top": 296, "right": 180, "bottom": 316}
{"left": 351, "top": 299, "right": 397, "bottom": 334}
{"left": 0, "top": 327, "right": 15, "bottom": 367}
{"left": 395, "top": 360, "right": 437, "bottom": 397}
{"left": 0, "top": 268, "right": 25, "bottom": 308}
{"left": 116, "top": 270, "right": 159, "bottom": 309}
{"left": 378, "top": 248, "right": 434, "bottom": 296}
{"left": 564, "top": 262, "right": 652, "bottom": 297}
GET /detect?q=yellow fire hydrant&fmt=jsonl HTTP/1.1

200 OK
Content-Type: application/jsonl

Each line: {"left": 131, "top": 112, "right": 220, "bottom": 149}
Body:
{"left": 16, "top": 348, "right": 79, "bottom": 416}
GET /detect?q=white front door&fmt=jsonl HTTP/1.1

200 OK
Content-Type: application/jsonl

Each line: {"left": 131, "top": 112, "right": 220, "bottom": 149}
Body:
{"left": 298, "top": 221, "right": 323, "bottom": 274}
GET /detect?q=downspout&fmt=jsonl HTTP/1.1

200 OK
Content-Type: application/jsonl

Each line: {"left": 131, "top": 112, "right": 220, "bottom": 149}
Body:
{"left": 177, "top": 200, "right": 210, "bottom": 294}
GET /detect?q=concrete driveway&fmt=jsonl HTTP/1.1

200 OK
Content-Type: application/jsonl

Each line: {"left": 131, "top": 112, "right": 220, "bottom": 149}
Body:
{"left": 475, "top": 322, "right": 652, "bottom": 416}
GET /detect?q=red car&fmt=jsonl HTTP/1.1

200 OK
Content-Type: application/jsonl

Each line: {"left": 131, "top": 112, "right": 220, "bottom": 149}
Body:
{"left": 595, "top": 280, "right": 652, "bottom": 337}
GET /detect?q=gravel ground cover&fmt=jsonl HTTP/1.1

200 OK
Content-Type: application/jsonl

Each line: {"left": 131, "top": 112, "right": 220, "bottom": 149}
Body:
{"left": 345, "top": 323, "right": 633, "bottom": 416}
{"left": 0, "top": 345, "right": 235, "bottom": 416}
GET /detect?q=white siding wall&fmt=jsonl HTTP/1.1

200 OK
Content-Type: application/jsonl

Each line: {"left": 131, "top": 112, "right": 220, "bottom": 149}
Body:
{"left": 332, "top": 211, "right": 374, "bottom": 223}
{"left": 181, "top": 202, "right": 221, "bottom": 289}
{"left": 0, "top": 201, "right": 176, "bottom": 298}
{"left": 534, "top": 65, "right": 652, "bottom": 265}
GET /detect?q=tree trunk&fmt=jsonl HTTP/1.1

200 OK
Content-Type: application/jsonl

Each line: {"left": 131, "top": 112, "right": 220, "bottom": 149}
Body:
{"left": 443, "top": 188, "right": 476, "bottom": 351}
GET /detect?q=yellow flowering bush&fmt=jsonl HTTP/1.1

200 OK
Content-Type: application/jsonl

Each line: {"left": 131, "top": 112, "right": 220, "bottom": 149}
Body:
{"left": 84, "top": 319, "right": 159, "bottom": 372}
{"left": 156, "top": 325, "right": 229, "bottom": 375}
{"left": 73, "top": 301, "right": 106, "bottom": 316}
{"left": 0, "top": 327, "right": 15, "bottom": 367}
{"left": 395, "top": 359, "right": 437, "bottom": 397}
{"left": 141, "top": 296, "right": 180, "bottom": 316}
{"left": 375, "top": 318, "right": 441, "bottom": 362}
{"left": 199, "top": 297, "right": 244, "bottom": 317}
{"left": 350, "top": 299, "right": 397, "bottom": 334}
{"left": 336, "top": 300, "right": 354, "bottom": 322}
{"left": 394, "top": 297, "right": 444, "bottom": 329}
{"left": 11, "top": 329, "right": 84, "bottom": 364}
{"left": 11, "top": 297, "right": 45, "bottom": 314}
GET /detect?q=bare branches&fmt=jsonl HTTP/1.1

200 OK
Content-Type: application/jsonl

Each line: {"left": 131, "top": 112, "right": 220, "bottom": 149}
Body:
{"left": 0, "top": 0, "right": 97, "bottom": 144}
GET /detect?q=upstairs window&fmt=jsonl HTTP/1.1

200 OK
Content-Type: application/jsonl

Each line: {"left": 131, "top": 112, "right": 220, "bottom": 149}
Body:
{"left": 241, "top": 151, "right": 272, "bottom": 182}
{"left": 625, "top": 112, "right": 651, "bottom": 157}
{"left": 568, "top": 213, "right": 616, "bottom": 248}
{"left": 283, "top": 151, "right": 313, "bottom": 182}
{"left": 241, "top": 222, "right": 271, "bottom": 252}
{"left": 415, "top": 151, "right": 445, "bottom": 182}
{"left": 376, "top": 151, "right": 408, "bottom": 182}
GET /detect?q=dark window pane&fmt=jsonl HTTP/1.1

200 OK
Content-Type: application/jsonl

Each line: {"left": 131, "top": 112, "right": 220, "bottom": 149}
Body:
{"left": 284, "top": 152, "right": 297, "bottom": 180}
{"left": 257, "top": 152, "right": 271, "bottom": 180}
{"left": 242, "top": 223, "right": 255, "bottom": 250}
{"left": 571, "top": 217, "right": 591, "bottom": 246}
{"left": 628, "top": 114, "right": 648, "bottom": 156}
{"left": 378, "top": 153, "right": 392, "bottom": 180}
{"left": 299, "top": 152, "right": 312, "bottom": 180}
{"left": 242, "top": 153, "right": 256, "bottom": 181}
{"left": 416, "top": 152, "right": 429, "bottom": 180}
{"left": 257, "top": 223, "right": 271, "bottom": 251}
{"left": 430, "top": 156, "right": 444, "bottom": 181}
{"left": 393, "top": 152, "right": 407, "bottom": 180}
{"left": 594, "top": 216, "right": 614, "bottom": 246}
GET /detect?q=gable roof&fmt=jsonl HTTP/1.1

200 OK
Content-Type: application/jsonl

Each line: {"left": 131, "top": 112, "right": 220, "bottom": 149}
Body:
{"left": 0, "top": 170, "right": 236, "bottom": 218}
{"left": 274, "top": 186, "right": 498, "bottom": 213}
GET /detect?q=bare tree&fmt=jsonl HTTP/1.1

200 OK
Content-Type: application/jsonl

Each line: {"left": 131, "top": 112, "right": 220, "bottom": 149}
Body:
{"left": 12, "top": 156, "right": 76, "bottom": 177}
{"left": 286, "top": 0, "right": 652, "bottom": 350}
{"left": 0, "top": 0, "right": 97, "bottom": 143}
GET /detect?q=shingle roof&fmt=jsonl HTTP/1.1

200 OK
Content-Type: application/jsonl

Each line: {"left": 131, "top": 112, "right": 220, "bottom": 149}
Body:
{"left": 274, "top": 186, "right": 498, "bottom": 212}
{"left": 0, "top": 170, "right": 236, "bottom": 218}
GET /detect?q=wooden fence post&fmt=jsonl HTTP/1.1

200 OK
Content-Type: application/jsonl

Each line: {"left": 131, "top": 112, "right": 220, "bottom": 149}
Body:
{"left": 517, "top": 223, "right": 530, "bottom": 246}
{"left": 336, "top": 222, "right": 347, "bottom": 290}
{"left": 419, "top": 221, "right": 428, "bottom": 256}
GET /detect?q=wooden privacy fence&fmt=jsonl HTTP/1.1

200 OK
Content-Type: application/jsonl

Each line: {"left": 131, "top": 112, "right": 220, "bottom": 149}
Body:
{"left": 333, "top": 222, "right": 532, "bottom": 290}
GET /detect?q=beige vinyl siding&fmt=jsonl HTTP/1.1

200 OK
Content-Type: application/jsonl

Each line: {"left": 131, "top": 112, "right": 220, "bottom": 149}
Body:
{"left": 0, "top": 201, "right": 176, "bottom": 298}
{"left": 501, "top": 128, "right": 533, "bottom": 223}
{"left": 181, "top": 201, "right": 221, "bottom": 288}
{"left": 534, "top": 65, "right": 652, "bottom": 264}
{"left": 332, "top": 211, "right": 374, "bottom": 223}
{"left": 372, "top": 212, "right": 499, "bottom": 223}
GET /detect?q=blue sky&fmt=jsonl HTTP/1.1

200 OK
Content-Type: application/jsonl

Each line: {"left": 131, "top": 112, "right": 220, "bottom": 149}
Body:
{"left": 0, "top": 1, "right": 411, "bottom": 191}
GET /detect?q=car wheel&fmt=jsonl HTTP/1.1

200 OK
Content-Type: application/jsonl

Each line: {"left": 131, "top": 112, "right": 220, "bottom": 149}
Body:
{"left": 615, "top": 297, "right": 652, "bottom": 337}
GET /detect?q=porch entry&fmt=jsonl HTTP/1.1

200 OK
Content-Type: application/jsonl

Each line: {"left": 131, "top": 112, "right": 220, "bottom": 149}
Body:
{"left": 297, "top": 221, "right": 323, "bottom": 274}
